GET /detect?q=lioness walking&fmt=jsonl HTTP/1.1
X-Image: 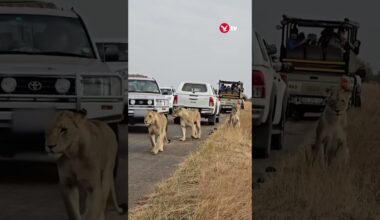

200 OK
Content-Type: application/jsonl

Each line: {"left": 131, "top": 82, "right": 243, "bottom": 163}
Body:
{"left": 45, "top": 110, "right": 126, "bottom": 220}
{"left": 310, "top": 88, "right": 350, "bottom": 167}
{"left": 228, "top": 106, "right": 240, "bottom": 128}
{"left": 172, "top": 107, "right": 201, "bottom": 141}
{"left": 144, "top": 111, "right": 171, "bottom": 155}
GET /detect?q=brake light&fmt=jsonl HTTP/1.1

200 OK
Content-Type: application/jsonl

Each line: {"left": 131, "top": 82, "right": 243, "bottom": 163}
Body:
{"left": 209, "top": 97, "right": 214, "bottom": 107}
{"left": 341, "top": 77, "right": 349, "bottom": 91}
{"left": 253, "top": 70, "right": 265, "bottom": 98}
{"left": 173, "top": 95, "right": 178, "bottom": 105}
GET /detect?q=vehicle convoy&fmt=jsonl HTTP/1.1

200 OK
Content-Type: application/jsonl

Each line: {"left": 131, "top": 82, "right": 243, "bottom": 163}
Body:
{"left": 160, "top": 87, "right": 175, "bottom": 113}
{"left": 278, "top": 15, "right": 361, "bottom": 117}
{"left": 128, "top": 74, "right": 170, "bottom": 124}
{"left": 252, "top": 31, "right": 288, "bottom": 158}
{"left": 0, "top": 1, "right": 124, "bottom": 160}
{"left": 174, "top": 81, "right": 221, "bottom": 125}
{"left": 218, "top": 80, "right": 244, "bottom": 112}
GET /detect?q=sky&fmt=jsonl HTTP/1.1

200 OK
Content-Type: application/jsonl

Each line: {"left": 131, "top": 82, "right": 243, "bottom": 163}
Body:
{"left": 253, "top": 0, "right": 380, "bottom": 73}
{"left": 129, "top": 0, "right": 252, "bottom": 95}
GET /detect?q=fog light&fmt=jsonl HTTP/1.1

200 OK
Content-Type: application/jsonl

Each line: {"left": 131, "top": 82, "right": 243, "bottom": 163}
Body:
{"left": 130, "top": 99, "right": 136, "bottom": 105}
{"left": 55, "top": 79, "right": 71, "bottom": 94}
{"left": 147, "top": 100, "right": 153, "bottom": 105}
{"left": 1, "top": 77, "right": 17, "bottom": 93}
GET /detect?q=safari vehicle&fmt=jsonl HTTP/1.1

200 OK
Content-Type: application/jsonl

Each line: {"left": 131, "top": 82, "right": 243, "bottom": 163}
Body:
{"left": 95, "top": 39, "right": 128, "bottom": 120}
{"left": 253, "top": 31, "right": 288, "bottom": 158}
{"left": 128, "top": 74, "right": 170, "bottom": 124}
{"left": 174, "top": 81, "right": 221, "bottom": 125}
{"left": 218, "top": 80, "right": 244, "bottom": 112}
{"left": 278, "top": 15, "right": 360, "bottom": 117}
{"left": 160, "top": 87, "right": 175, "bottom": 114}
{"left": 0, "top": 1, "right": 124, "bottom": 160}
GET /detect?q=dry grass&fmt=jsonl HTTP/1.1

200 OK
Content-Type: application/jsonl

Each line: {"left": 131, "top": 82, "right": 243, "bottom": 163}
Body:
{"left": 129, "top": 104, "right": 252, "bottom": 220}
{"left": 254, "top": 83, "right": 380, "bottom": 220}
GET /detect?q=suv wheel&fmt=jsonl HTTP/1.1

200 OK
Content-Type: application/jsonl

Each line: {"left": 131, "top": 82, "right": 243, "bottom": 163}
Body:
{"left": 272, "top": 100, "right": 286, "bottom": 150}
{"left": 174, "top": 117, "right": 181, "bottom": 124}
{"left": 253, "top": 95, "right": 274, "bottom": 158}
{"left": 208, "top": 114, "right": 216, "bottom": 125}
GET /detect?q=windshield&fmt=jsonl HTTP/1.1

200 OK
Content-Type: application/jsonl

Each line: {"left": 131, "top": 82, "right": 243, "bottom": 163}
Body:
{"left": 128, "top": 80, "right": 160, "bottom": 93}
{"left": 96, "top": 42, "right": 127, "bottom": 62}
{"left": 0, "top": 14, "right": 95, "bottom": 58}
{"left": 182, "top": 83, "right": 208, "bottom": 92}
{"left": 160, "top": 89, "right": 173, "bottom": 95}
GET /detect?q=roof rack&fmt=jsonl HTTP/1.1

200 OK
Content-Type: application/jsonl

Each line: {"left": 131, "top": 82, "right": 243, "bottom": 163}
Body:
{"left": 0, "top": 0, "right": 57, "bottom": 9}
{"left": 281, "top": 15, "right": 360, "bottom": 29}
{"left": 128, "top": 74, "right": 149, "bottom": 78}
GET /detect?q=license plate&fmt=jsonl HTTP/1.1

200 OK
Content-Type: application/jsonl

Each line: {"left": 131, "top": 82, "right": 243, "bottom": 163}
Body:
{"left": 288, "top": 82, "right": 302, "bottom": 92}
{"left": 12, "top": 109, "right": 56, "bottom": 133}
{"left": 301, "top": 97, "right": 323, "bottom": 105}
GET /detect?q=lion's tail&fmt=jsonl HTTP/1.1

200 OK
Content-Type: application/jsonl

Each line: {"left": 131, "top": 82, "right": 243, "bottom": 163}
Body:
{"left": 110, "top": 177, "right": 127, "bottom": 215}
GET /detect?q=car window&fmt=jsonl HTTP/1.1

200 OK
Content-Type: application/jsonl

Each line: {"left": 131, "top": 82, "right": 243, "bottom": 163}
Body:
{"left": 181, "top": 83, "right": 208, "bottom": 93}
{"left": 160, "top": 88, "right": 173, "bottom": 95}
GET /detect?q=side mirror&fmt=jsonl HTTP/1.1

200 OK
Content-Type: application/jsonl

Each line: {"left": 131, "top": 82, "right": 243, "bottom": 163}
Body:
{"left": 104, "top": 45, "right": 119, "bottom": 62}
{"left": 353, "top": 40, "right": 361, "bottom": 54}
{"left": 266, "top": 44, "right": 277, "bottom": 56}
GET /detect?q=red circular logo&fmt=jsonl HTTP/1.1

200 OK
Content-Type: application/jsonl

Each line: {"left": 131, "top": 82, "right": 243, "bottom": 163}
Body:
{"left": 219, "top": 23, "right": 230, "bottom": 33}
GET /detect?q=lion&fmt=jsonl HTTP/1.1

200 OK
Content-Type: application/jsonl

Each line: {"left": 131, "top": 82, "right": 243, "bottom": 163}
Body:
{"left": 172, "top": 107, "right": 201, "bottom": 141}
{"left": 144, "top": 111, "right": 171, "bottom": 155}
{"left": 44, "top": 110, "right": 126, "bottom": 220}
{"left": 309, "top": 88, "right": 350, "bottom": 167}
{"left": 228, "top": 106, "right": 240, "bottom": 128}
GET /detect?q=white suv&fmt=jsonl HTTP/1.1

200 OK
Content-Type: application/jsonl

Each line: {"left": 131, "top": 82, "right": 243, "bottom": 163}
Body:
{"left": 253, "top": 31, "right": 288, "bottom": 158}
{"left": 160, "top": 87, "right": 175, "bottom": 113}
{"left": 0, "top": 2, "right": 124, "bottom": 159}
{"left": 128, "top": 75, "right": 170, "bottom": 124}
{"left": 174, "top": 82, "right": 221, "bottom": 125}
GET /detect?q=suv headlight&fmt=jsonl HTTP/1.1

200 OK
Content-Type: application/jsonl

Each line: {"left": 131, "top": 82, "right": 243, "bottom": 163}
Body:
{"left": 156, "top": 99, "right": 168, "bottom": 106}
{"left": 1, "top": 77, "right": 17, "bottom": 93}
{"left": 55, "top": 78, "right": 71, "bottom": 94}
{"left": 81, "top": 76, "right": 122, "bottom": 96}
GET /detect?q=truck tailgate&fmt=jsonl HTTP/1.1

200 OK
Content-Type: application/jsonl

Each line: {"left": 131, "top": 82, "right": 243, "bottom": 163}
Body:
{"left": 177, "top": 92, "right": 210, "bottom": 108}
{"left": 287, "top": 72, "right": 343, "bottom": 96}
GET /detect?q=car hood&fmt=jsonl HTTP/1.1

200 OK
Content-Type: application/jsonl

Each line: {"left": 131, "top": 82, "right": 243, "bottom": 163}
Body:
{"left": 0, "top": 55, "right": 110, "bottom": 74}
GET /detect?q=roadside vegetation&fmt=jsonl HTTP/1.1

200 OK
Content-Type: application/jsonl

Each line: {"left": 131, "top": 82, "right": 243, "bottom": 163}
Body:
{"left": 254, "top": 83, "right": 380, "bottom": 220}
{"left": 129, "top": 104, "right": 252, "bottom": 220}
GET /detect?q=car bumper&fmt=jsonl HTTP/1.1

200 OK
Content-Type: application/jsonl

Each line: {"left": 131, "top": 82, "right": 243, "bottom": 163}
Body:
{"left": 253, "top": 105, "right": 265, "bottom": 126}
{"left": 0, "top": 101, "right": 124, "bottom": 129}
{"left": 288, "top": 95, "right": 325, "bottom": 106}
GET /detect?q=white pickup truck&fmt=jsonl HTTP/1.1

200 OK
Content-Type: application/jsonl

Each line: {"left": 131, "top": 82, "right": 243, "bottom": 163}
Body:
{"left": 174, "top": 82, "right": 221, "bottom": 125}
{"left": 128, "top": 75, "right": 170, "bottom": 124}
{"left": 253, "top": 31, "right": 288, "bottom": 158}
{"left": 0, "top": 1, "right": 124, "bottom": 159}
{"left": 160, "top": 87, "right": 175, "bottom": 114}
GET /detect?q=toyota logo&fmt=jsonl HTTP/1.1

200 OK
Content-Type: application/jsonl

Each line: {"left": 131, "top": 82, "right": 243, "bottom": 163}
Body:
{"left": 28, "top": 81, "right": 42, "bottom": 91}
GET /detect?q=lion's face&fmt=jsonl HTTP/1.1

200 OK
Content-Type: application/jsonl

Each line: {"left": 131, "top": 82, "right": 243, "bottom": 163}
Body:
{"left": 45, "top": 111, "right": 79, "bottom": 157}
{"left": 172, "top": 107, "right": 185, "bottom": 118}
{"left": 325, "top": 89, "right": 349, "bottom": 114}
{"left": 144, "top": 111, "right": 157, "bottom": 127}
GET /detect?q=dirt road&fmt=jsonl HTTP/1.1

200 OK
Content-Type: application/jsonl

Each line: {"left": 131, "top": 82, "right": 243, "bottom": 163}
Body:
{"left": 253, "top": 119, "right": 317, "bottom": 184}
{"left": 128, "top": 114, "right": 226, "bottom": 209}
